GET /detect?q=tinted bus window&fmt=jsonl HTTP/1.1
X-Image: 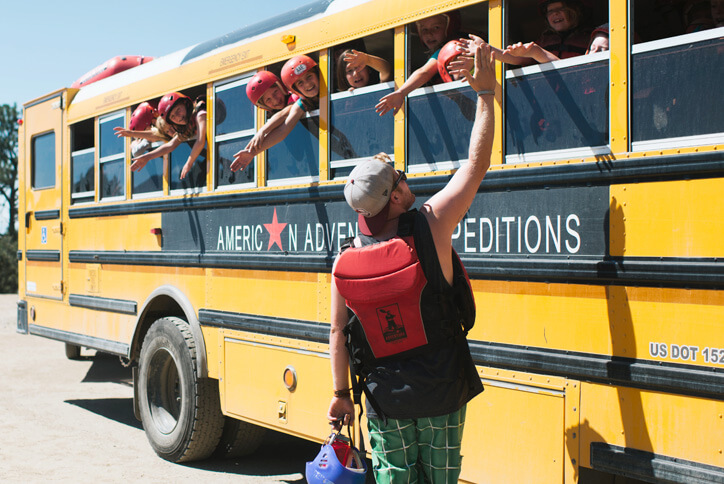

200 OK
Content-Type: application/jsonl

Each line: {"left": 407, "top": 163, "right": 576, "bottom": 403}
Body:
{"left": 215, "top": 77, "right": 256, "bottom": 188}
{"left": 330, "top": 83, "right": 394, "bottom": 178}
{"left": 71, "top": 148, "right": 94, "bottom": 204}
{"left": 32, "top": 132, "right": 56, "bottom": 189}
{"left": 408, "top": 82, "right": 477, "bottom": 171}
{"left": 132, "top": 151, "right": 163, "bottom": 196}
{"left": 267, "top": 114, "right": 319, "bottom": 183}
{"left": 170, "top": 142, "right": 207, "bottom": 192}
{"left": 505, "top": 56, "right": 609, "bottom": 161}
{"left": 99, "top": 112, "right": 125, "bottom": 200}
{"left": 632, "top": 34, "right": 724, "bottom": 147}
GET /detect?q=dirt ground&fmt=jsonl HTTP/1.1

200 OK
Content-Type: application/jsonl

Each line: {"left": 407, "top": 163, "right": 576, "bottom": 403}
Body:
{"left": 0, "top": 294, "right": 321, "bottom": 483}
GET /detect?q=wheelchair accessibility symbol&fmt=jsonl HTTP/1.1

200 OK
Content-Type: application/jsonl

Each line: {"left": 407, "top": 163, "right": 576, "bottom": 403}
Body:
{"left": 41, "top": 226, "right": 47, "bottom": 244}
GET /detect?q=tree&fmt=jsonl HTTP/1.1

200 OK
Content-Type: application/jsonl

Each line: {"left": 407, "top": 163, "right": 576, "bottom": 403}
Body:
{"left": 0, "top": 104, "right": 19, "bottom": 236}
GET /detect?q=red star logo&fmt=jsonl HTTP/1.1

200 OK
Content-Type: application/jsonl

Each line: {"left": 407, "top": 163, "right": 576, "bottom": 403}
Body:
{"left": 263, "top": 207, "right": 288, "bottom": 251}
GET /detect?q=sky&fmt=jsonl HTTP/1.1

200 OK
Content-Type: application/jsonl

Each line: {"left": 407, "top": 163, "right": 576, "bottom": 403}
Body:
{"left": 0, "top": 0, "right": 303, "bottom": 107}
{"left": 0, "top": 0, "right": 301, "bottom": 232}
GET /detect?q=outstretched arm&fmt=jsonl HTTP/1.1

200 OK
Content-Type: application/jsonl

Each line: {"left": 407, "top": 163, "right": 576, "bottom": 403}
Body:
{"left": 180, "top": 112, "right": 208, "bottom": 179}
{"left": 131, "top": 135, "right": 182, "bottom": 172}
{"left": 230, "top": 104, "right": 305, "bottom": 172}
{"left": 375, "top": 57, "right": 439, "bottom": 116}
{"left": 422, "top": 43, "right": 497, "bottom": 282}
{"left": 344, "top": 49, "right": 392, "bottom": 83}
{"left": 504, "top": 42, "right": 560, "bottom": 64}
{"left": 114, "top": 127, "right": 165, "bottom": 142}
{"left": 460, "top": 34, "right": 533, "bottom": 66}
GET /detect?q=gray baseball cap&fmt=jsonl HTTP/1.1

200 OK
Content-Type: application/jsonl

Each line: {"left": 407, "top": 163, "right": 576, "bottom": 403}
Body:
{"left": 343, "top": 157, "right": 397, "bottom": 235}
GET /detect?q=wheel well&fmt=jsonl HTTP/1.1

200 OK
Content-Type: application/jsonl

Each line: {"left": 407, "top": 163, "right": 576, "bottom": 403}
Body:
{"left": 131, "top": 295, "right": 186, "bottom": 364}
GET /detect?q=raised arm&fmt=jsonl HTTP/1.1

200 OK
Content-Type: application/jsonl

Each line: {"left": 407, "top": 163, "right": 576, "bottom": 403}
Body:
{"left": 131, "top": 135, "right": 183, "bottom": 172}
{"left": 180, "top": 112, "right": 208, "bottom": 179}
{"left": 344, "top": 49, "right": 392, "bottom": 83}
{"left": 375, "top": 57, "right": 439, "bottom": 116}
{"left": 230, "top": 103, "right": 305, "bottom": 172}
{"left": 503, "top": 42, "right": 560, "bottom": 64}
{"left": 421, "top": 43, "right": 497, "bottom": 281}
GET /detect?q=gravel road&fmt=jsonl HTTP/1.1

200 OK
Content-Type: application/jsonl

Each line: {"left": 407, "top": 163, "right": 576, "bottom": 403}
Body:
{"left": 0, "top": 294, "right": 321, "bottom": 483}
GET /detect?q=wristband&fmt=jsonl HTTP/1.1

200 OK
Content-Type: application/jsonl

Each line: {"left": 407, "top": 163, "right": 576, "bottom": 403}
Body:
{"left": 333, "top": 388, "right": 351, "bottom": 397}
{"left": 477, "top": 90, "right": 495, "bottom": 96}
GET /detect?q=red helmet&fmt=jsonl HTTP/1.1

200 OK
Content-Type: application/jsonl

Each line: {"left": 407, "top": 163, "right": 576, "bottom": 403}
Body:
{"left": 129, "top": 101, "right": 158, "bottom": 131}
{"left": 157, "top": 91, "right": 192, "bottom": 122}
{"left": 281, "top": 55, "right": 318, "bottom": 98}
{"left": 246, "top": 71, "right": 284, "bottom": 107}
{"left": 437, "top": 41, "right": 463, "bottom": 83}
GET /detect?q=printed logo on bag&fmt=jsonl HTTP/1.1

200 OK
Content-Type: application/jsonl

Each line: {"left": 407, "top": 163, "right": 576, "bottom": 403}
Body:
{"left": 377, "top": 304, "right": 407, "bottom": 343}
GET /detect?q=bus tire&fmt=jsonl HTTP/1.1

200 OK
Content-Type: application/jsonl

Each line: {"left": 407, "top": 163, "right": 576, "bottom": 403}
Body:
{"left": 65, "top": 343, "right": 81, "bottom": 360}
{"left": 138, "top": 317, "right": 224, "bottom": 463}
{"left": 213, "top": 416, "right": 267, "bottom": 459}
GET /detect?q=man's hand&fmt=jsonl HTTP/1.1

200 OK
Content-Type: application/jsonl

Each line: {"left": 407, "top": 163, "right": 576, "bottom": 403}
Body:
{"left": 454, "top": 42, "right": 496, "bottom": 93}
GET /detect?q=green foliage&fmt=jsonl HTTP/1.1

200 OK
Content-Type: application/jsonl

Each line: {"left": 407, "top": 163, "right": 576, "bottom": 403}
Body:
{"left": 0, "top": 104, "right": 19, "bottom": 236}
{"left": 0, "top": 233, "right": 18, "bottom": 294}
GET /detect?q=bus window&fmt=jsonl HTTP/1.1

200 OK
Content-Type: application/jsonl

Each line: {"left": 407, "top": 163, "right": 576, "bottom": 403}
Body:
{"left": 70, "top": 118, "right": 94, "bottom": 204}
{"left": 132, "top": 151, "right": 163, "bottom": 197}
{"left": 631, "top": 31, "right": 724, "bottom": 150}
{"left": 330, "top": 30, "right": 394, "bottom": 178}
{"left": 406, "top": 4, "right": 487, "bottom": 172}
{"left": 32, "top": 131, "right": 56, "bottom": 190}
{"left": 505, "top": 55, "right": 609, "bottom": 162}
{"left": 214, "top": 76, "right": 256, "bottom": 189}
{"left": 170, "top": 142, "right": 208, "bottom": 192}
{"left": 503, "top": 0, "right": 610, "bottom": 162}
{"left": 266, "top": 53, "right": 320, "bottom": 185}
{"left": 99, "top": 111, "right": 125, "bottom": 200}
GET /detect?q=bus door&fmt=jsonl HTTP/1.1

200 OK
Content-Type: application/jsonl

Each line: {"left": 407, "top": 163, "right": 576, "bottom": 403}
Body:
{"left": 22, "top": 92, "right": 65, "bottom": 300}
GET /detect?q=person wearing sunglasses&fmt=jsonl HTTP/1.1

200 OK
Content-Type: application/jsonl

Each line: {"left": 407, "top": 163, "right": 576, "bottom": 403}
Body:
{"left": 327, "top": 43, "right": 497, "bottom": 483}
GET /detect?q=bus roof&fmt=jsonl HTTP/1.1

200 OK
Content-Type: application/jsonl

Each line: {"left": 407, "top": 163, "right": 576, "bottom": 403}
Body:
{"left": 71, "top": 0, "right": 369, "bottom": 106}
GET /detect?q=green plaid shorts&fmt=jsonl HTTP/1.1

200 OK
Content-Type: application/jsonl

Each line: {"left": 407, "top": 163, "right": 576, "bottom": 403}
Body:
{"left": 367, "top": 405, "right": 467, "bottom": 483}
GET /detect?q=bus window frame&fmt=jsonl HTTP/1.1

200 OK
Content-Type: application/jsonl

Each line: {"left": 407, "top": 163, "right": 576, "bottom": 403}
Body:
{"left": 503, "top": 50, "right": 612, "bottom": 164}
{"left": 98, "top": 110, "right": 127, "bottom": 202}
{"left": 329, "top": 80, "right": 396, "bottom": 175}
{"left": 70, "top": 146, "right": 96, "bottom": 204}
{"left": 630, "top": 27, "right": 724, "bottom": 152}
{"left": 31, "top": 130, "right": 57, "bottom": 191}
{"left": 213, "top": 74, "right": 258, "bottom": 192}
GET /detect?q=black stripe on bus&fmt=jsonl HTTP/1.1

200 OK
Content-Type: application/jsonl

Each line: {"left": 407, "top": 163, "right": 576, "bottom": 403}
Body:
{"left": 469, "top": 340, "right": 724, "bottom": 400}
{"left": 26, "top": 250, "right": 60, "bottom": 262}
{"left": 69, "top": 250, "right": 724, "bottom": 289}
{"left": 198, "top": 309, "right": 329, "bottom": 344}
{"left": 68, "top": 151, "right": 724, "bottom": 220}
{"left": 590, "top": 443, "right": 724, "bottom": 483}
{"left": 197, "top": 308, "right": 723, "bottom": 399}
{"left": 68, "top": 294, "right": 137, "bottom": 315}
{"left": 28, "top": 324, "right": 129, "bottom": 356}
{"left": 34, "top": 209, "right": 60, "bottom": 220}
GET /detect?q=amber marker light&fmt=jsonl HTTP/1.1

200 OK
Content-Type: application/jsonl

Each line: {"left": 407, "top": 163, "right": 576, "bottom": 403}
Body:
{"left": 283, "top": 366, "right": 297, "bottom": 392}
{"left": 281, "top": 34, "right": 296, "bottom": 45}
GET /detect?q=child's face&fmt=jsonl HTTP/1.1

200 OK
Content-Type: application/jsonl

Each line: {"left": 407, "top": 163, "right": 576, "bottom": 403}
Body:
{"left": 169, "top": 104, "right": 188, "bottom": 125}
{"left": 546, "top": 2, "right": 577, "bottom": 32}
{"left": 260, "top": 84, "right": 287, "bottom": 110}
{"left": 345, "top": 64, "right": 370, "bottom": 88}
{"left": 294, "top": 71, "right": 320, "bottom": 98}
{"left": 587, "top": 33, "right": 609, "bottom": 53}
{"left": 417, "top": 15, "right": 448, "bottom": 51}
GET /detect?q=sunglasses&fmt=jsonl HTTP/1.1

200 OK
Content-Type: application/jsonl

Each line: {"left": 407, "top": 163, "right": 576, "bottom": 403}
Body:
{"left": 392, "top": 170, "right": 407, "bottom": 191}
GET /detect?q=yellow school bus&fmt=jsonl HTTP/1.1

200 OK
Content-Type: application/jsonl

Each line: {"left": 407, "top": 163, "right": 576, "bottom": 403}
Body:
{"left": 17, "top": 0, "right": 724, "bottom": 481}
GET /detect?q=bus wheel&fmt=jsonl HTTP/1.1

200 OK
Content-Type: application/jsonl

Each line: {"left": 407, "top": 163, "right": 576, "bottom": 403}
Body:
{"left": 213, "top": 416, "right": 267, "bottom": 459}
{"left": 138, "top": 317, "right": 224, "bottom": 462}
{"left": 65, "top": 343, "right": 81, "bottom": 360}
